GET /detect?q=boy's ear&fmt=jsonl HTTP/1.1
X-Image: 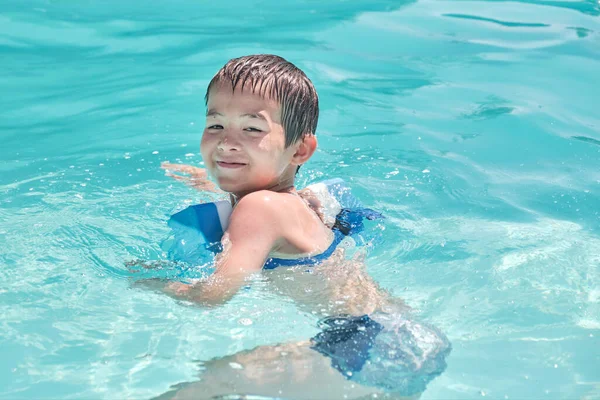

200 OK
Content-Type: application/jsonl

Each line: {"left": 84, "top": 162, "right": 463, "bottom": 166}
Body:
{"left": 291, "top": 134, "right": 317, "bottom": 166}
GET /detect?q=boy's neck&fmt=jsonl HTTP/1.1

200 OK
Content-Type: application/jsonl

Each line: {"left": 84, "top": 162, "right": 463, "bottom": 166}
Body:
{"left": 229, "top": 175, "right": 297, "bottom": 206}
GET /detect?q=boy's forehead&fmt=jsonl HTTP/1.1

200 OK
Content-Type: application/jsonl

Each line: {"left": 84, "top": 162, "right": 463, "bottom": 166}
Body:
{"left": 207, "top": 83, "right": 282, "bottom": 114}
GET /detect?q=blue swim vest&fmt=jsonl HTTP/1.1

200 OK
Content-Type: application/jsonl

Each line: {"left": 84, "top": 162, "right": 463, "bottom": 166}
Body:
{"left": 163, "top": 179, "right": 383, "bottom": 268}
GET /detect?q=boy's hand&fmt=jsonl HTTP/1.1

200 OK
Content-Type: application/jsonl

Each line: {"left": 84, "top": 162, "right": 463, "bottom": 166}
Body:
{"left": 133, "top": 275, "right": 249, "bottom": 307}
{"left": 298, "top": 188, "right": 329, "bottom": 227}
{"left": 164, "top": 281, "right": 194, "bottom": 296}
{"left": 161, "top": 162, "right": 221, "bottom": 193}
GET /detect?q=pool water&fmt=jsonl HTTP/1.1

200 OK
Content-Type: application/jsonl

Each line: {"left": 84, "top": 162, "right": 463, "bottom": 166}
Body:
{"left": 1, "top": 0, "right": 599, "bottom": 398}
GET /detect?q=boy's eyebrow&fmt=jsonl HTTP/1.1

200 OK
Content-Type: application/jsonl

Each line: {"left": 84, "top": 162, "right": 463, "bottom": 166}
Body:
{"left": 206, "top": 109, "right": 223, "bottom": 117}
{"left": 240, "top": 113, "right": 267, "bottom": 121}
{"left": 207, "top": 109, "right": 268, "bottom": 122}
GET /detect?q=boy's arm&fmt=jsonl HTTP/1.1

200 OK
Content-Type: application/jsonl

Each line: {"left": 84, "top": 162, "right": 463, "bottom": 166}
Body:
{"left": 161, "top": 192, "right": 280, "bottom": 306}
{"left": 161, "top": 162, "right": 222, "bottom": 193}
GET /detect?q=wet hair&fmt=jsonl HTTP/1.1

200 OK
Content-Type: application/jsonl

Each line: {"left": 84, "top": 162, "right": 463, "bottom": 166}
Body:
{"left": 205, "top": 54, "right": 319, "bottom": 148}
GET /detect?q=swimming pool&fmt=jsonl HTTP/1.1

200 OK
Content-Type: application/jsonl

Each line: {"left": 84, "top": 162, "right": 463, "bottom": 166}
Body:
{"left": 1, "top": 0, "right": 599, "bottom": 398}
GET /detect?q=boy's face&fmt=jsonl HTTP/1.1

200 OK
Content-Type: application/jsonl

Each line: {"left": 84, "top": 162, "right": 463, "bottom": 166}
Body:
{"left": 201, "top": 84, "right": 300, "bottom": 196}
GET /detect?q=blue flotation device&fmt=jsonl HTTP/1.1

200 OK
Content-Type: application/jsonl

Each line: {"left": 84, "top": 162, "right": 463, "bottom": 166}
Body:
{"left": 162, "top": 179, "right": 383, "bottom": 268}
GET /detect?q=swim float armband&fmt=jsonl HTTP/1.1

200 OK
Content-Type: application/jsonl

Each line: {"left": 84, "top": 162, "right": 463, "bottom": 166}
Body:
{"left": 163, "top": 178, "right": 383, "bottom": 266}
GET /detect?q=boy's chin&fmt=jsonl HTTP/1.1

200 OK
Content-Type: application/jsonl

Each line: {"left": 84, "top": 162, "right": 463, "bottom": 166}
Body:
{"left": 216, "top": 180, "right": 250, "bottom": 195}
{"left": 217, "top": 178, "right": 274, "bottom": 196}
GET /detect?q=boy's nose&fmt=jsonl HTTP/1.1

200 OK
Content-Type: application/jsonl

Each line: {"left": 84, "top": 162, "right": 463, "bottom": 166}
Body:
{"left": 217, "top": 133, "right": 240, "bottom": 152}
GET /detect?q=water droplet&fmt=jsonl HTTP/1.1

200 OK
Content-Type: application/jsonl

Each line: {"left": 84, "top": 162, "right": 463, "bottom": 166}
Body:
{"left": 422, "top": 169, "right": 430, "bottom": 173}
{"left": 229, "top": 362, "right": 243, "bottom": 370}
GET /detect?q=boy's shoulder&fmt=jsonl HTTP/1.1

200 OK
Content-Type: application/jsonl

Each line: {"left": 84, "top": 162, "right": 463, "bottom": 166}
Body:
{"left": 233, "top": 190, "right": 302, "bottom": 216}
{"left": 227, "top": 189, "right": 327, "bottom": 256}
{"left": 230, "top": 190, "right": 309, "bottom": 231}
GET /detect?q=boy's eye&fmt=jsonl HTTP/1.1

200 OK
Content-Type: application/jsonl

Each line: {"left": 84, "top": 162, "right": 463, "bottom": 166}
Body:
{"left": 207, "top": 124, "right": 223, "bottom": 129}
{"left": 244, "top": 127, "right": 262, "bottom": 133}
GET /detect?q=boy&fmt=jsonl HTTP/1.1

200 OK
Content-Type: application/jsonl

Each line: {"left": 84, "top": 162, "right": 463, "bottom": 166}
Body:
{"left": 150, "top": 55, "right": 450, "bottom": 399}
{"left": 160, "top": 54, "right": 343, "bottom": 306}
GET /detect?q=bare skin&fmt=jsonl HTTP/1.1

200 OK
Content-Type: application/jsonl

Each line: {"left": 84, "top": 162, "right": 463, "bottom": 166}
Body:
{"left": 154, "top": 162, "right": 404, "bottom": 314}
{"left": 149, "top": 253, "right": 413, "bottom": 400}
{"left": 137, "top": 85, "right": 427, "bottom": 398}
{"left": 161, "top": 162, "right": 221, "bottom": 193}
{"left": 147, "top": 85, "right": 341, "bottom": 307}
{"left": 152, "top": 341, "right": 416, "bottom": 400}
{"left": 161, "top": 161, "right": 329, "bottom": 223}
{"left": 146, "top": 164, "right": 413, "bottom": 400}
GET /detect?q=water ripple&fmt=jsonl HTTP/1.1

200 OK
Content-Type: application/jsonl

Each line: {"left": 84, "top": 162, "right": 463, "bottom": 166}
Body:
{"left": 443, "top": 13, "right": 551, "bottom": 28}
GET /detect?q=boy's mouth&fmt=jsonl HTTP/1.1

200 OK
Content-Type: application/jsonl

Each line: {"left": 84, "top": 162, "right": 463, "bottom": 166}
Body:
{"left": 216, "top": 161, "right": 247, "bottom": 169}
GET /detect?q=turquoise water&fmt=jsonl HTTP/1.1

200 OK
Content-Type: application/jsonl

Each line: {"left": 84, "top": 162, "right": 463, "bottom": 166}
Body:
{"left": 1, "top": 0, "right": 600, "bottom": 398}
